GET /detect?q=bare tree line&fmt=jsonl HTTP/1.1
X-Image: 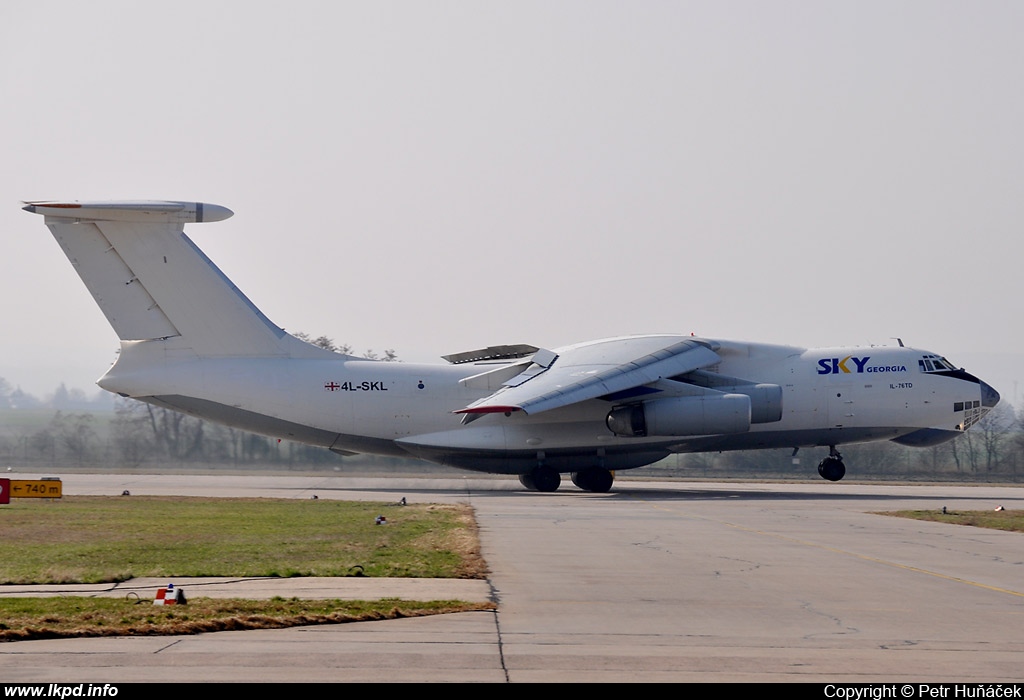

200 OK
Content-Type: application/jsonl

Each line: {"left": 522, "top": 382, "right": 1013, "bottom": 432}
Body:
{"left": 3, "top": 399, "right": 1022, "bottom": 479}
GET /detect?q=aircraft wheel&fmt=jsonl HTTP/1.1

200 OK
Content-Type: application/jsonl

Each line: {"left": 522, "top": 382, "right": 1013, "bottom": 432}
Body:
{"left": 530, "top": 466, "right": 561, "bottom": 492}
{"left": 571, "top": 467, "right": 614, "bottom": 493}
{"left": 817, "top": 457, "right": 846, "bottom": 482}
{"left": 518, "top": 472, "right": 537, "bottom": 490}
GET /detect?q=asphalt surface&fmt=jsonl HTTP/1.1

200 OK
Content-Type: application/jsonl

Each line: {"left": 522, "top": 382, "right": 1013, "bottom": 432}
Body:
{"left": 1, "top": 474, "right": 1022, "bottom": 682}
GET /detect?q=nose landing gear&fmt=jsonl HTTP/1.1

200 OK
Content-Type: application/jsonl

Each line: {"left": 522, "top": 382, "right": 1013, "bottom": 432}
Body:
{"left": 817, "top": 446, "right": 846, "bottom": 482}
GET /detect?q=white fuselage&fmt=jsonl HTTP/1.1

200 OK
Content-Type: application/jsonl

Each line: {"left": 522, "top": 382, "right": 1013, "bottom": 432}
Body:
{"left": 100, "top": 336, "right": 990, "bottom": 474}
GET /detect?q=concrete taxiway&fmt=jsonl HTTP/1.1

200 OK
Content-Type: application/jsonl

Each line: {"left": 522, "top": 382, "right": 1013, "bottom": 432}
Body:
{"left": 1, "top": 474, "right": 1022, "bottom": 682}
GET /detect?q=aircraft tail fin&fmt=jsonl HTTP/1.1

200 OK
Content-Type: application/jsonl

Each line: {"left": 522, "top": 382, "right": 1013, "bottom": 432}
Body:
{"left": 25, "top": 200, "right": 307, "bottom": 358}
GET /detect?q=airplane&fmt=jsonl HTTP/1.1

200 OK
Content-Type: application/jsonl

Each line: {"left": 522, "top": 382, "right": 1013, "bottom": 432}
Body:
{"left": 24, "top": 200, "right": 1001, "bottom": 492}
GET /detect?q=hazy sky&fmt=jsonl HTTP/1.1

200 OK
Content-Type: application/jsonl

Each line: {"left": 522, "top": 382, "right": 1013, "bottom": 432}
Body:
{"left": 3, "top": 2, "right": 1023, "bottom": 402}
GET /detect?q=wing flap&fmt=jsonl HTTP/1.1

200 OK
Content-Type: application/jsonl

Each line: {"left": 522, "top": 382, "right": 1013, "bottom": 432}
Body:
{"left": 458, "top": 347, "right": 559, "bottom": 391}
{"left": 456, "top": 336, "right": 721, "bottom": 416}
{"left": 442, "top": 344, "right": 539, "bottom": 364}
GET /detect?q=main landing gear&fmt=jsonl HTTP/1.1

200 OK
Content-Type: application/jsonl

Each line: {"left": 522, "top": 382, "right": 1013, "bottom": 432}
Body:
{"left": 571, "top": 467, "right": 615, "bottom": 493}
{"left": 519, "top": 465, "right": 561, "bottom": 492}
{"left": 817, "top": 446, "right": 846, "bottom": 482}
{"left": 519, "top": 466, "right": 615, "bottom": 493}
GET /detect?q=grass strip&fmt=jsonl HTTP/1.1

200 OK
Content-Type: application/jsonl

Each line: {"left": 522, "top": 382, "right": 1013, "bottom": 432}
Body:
{"left": 878, "top": 509, "right": 1024, "bottom": 532}
{"left": 0, "top": 596, "right": 495, "bottom": 642}
{"left": 0, "top": 496, "right": 486, "bottom": 583}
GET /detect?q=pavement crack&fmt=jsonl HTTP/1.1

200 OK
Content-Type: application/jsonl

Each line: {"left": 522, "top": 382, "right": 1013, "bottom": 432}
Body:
{"left": 490, "top": 596, "right": 510, "bottom": 683}
{"left": 800, "top": 601, "right": 860, "bottom": 638}
{"left": 153, "top": 639, "right": 182, "bottom": 654}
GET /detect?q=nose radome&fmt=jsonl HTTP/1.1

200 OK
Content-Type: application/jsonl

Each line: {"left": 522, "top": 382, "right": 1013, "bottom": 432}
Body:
{"left": 981, "top": 381, "right": 1000, "bottom": 408}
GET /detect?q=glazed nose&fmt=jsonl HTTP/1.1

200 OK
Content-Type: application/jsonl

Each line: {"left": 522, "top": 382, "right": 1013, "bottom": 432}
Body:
{"left": 980, "top": 381, "right": 1000, "bottom": 408}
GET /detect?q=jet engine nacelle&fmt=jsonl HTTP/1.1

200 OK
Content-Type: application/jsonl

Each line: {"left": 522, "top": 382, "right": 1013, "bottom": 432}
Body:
{"left": 606, "top": 394, "right": 752, "bottom": 438}
{"left": 728, "top": 383, "right": 783, "bottom": 424}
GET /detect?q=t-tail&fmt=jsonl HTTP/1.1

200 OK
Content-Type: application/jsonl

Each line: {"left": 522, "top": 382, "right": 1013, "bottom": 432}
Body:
{"left": 24, "top": 200, "right": 332, "bottom": 361}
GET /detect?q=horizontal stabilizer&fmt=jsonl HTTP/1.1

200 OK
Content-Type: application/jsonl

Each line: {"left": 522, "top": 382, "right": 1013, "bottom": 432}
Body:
{"left": 24, "top": 200, "right": 233, "bottom": 224}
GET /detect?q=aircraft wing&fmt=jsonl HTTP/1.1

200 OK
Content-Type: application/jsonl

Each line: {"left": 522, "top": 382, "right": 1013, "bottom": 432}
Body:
{"left": 455, "top": 335, "right": 721, "bottom": 416}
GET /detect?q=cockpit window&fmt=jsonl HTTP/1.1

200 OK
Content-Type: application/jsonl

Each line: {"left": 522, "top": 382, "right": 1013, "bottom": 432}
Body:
{"left": 919, "top": 354, "right": 956, "bottom": 373}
